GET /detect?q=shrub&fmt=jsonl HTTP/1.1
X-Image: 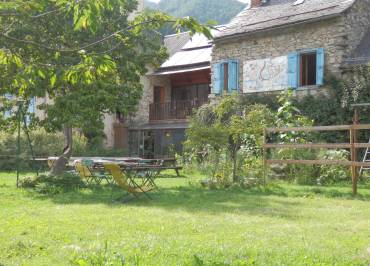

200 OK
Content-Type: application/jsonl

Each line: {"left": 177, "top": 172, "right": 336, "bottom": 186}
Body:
{"left": 0, "top": 128, "right": 87, "bottom": 171}
{"left": 19, "top": 172, "right": 85, "bottom": 194}
{"left": 185, "top": 94, "right": 275, "bottom": 182}
{"left": 317, "top": 150, "right": 350, "bottom": 185}
{"left": 0, "top": 127, "right": 127, "bottom": 171}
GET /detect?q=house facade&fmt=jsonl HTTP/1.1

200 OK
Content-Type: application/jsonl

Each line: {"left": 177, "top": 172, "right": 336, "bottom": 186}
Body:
{"left": 118, "top": 0, "right": 370, "bottom": 158}
{"left": 126, "top": 31, "right": 214, "bottom": 158}
{"left": 211, "top": 0, "right": 370, "bottom": 97}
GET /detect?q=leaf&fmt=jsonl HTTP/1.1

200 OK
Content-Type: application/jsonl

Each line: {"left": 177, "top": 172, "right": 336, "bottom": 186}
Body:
{"left": 54, "top": 52, "right": 61, "bottom": 60}
{"left": 12, "top": 55, "right": 23, "bottom": 67}
{"left": 50, "top": 74, "right": 57, "bottom": 87}
{"left": 38, "top": 70, "right": 46, "bottom": 79}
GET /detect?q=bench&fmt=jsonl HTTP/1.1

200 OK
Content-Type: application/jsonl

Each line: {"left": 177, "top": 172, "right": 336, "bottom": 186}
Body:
{"left": 139, "top": 158, "right": 183, "bottom": 176}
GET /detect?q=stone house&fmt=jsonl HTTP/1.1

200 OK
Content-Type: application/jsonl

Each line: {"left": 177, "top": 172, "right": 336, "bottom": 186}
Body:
{"left": 126, "top": 31, "right": 215, "bottom": 158}
{"left": 121, "top": 0, "right": 370, "bottom": 158}
{"left": 210, "top": 0, "right": 370, "bottom": 97}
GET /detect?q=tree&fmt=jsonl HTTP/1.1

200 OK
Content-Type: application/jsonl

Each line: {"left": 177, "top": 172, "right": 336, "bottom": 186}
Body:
{"left": 0, "top": 0, "right": 212, "bottom": 175}
{"left": 186, "top": 94, "right": 275, "bottom": 182}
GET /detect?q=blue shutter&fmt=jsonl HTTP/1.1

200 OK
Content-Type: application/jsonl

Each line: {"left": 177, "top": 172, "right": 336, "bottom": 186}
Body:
{"left": 228, "top": 60, "right": 239, "bottom": 93}
{"left": 316, "top": 48, "right": 324, "bottom": 86}
{"left": 288, "top": 52, "right": 298, "bottom": 89}
{"left": 220, "top": 63, "right": 224, "bottom": 95}
{"left": 212, "top": 63, "right": 222, "bottom": 95}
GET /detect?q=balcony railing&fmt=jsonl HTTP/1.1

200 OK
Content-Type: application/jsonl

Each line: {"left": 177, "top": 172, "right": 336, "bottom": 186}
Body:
{"left": 149, "top": 99, "right": 208, "bottom": 121}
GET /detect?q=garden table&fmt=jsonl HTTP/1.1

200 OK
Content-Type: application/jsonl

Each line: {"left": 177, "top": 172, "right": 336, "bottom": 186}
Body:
{"left": 121, "top": 165, "right": 168, "bottom": 189}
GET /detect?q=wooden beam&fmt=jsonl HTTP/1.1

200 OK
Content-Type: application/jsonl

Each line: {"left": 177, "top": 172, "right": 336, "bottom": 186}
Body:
{"left": 352, "top": 124, "right": 370, "bottom": 130}
{"left": 266, "top": 125, "right": 352, "bottom": 133}
{"left": 266, "top": 159, "right": 370, "bottom": 167}
{"left": 263, "top": 143, "right": 351, "bottom": 149}
{"left": 266, "top": 124, "right": 370, "bottom": 133}
{"left": 263, "top": 143, "right": 370, "bottom": 149}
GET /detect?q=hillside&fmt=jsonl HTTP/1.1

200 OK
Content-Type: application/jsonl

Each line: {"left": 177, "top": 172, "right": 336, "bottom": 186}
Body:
{"left": 144, "top": 0, "right": 246, "bottom": 25}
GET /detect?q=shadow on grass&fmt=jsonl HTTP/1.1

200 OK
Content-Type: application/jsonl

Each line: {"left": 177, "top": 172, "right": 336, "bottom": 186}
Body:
{"left": 20, "top": 178, "right": 370, "bottom": 222}
{"left": 25, "top": 184, "right": 302, "bottom": 219}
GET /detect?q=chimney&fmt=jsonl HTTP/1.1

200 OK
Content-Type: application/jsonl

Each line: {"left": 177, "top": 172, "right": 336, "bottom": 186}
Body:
{"left": 250, "top": 0, "right": 262, "bottom": 8}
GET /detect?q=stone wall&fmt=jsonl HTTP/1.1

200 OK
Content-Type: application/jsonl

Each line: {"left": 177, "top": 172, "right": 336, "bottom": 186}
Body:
{"left": 128, "top": 73, "right": 172, "bottom": 126}
{"left": 103, "top": 114, "right": 115, "bottom": 147}
{"left": 343, "top": 0, "right": 370, "bottom": 57}
{"left": 211, "top": 0, "right": 370, "bottom": 95}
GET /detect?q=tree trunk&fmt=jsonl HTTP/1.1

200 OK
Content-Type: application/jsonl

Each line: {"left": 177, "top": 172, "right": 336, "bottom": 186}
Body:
{"left": 232, "top": 149, "right": 238, "bottom": 183}
{"left": 50, "top": 126, "right": 73, "bottom": 176}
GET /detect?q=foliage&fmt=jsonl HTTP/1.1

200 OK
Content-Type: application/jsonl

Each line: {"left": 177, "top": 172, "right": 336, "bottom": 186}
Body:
{"left": 317, "top": 150, "right": 350, "bottom": 185}
{"left": 19, "top": 172, "right": 85, "bottom": 194}
{"left": 186, "top": 89, "right": 358, "bottom": 186}
{"left": 271, "top": 90, "right": 318, "bottom": 184}
{"left": 239, "top": 68, "right": 370, "bottom": 143}
{"left": 0, "top": 128, "right": 78, "bottom": 170}
{"left": 0, "top": 128, "right": 126, "bottom": 170}
{"left": 0, "top": 0, "right": 212, "bottom": 160}
{"left": 185, "top": 94, "right": 275, "bottom": 183}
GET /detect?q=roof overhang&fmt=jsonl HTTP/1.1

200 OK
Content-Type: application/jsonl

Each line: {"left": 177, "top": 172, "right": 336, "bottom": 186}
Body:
{"left": 130, "top": 122, "right": 189, "bottom": 130}
{"left": 148, "top": 64, "right": 210, "bottom": 76}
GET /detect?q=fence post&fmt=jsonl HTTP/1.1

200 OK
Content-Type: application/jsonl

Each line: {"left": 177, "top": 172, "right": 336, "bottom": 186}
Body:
{"left": 351, "top": 109, "right": 360, "bottom": 195}
{"left": 16, "top": 102, "right": 22, "bottom": 188}
{"left": 262, "top": 128, "right": 267, "bottom": 186}
{"left": 350, "top": 126, "right": 358, "bottom": 195}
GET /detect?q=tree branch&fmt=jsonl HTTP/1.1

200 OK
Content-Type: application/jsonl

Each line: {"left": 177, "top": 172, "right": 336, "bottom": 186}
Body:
{"left": 0, "top": 19, "right": 175, "bottom": 53}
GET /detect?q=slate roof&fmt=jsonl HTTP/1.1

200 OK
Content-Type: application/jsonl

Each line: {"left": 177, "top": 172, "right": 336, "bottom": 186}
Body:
{"left": 152, "top": 28, "right": 222, "bottom": 74}
{"left": 163, "top": 32, "right": 191, "bottom": 57}
{"left": 160, "top": 46, "right": 212, "bottom": 69}
{"left": 215, "top": 0, "right": 356, "bottom": 40}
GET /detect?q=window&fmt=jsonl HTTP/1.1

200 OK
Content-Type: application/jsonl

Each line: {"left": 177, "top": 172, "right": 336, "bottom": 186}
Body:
{"left": 213, "top": 59, "right": 239, "bottom": 95}
{"left": 171, "top": 84, "right": 210, "bottom": 102}
{"left": 223, "top": 63, "right": 229, "bottom": 93}
{"left": 300, "top": 52, "right": 317, "bottom": 86}
{"left": 288, "top": 48, "right": 324, "bottom": 89}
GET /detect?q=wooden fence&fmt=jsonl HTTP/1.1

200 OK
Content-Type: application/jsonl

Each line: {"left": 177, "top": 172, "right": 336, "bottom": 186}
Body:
{"left": 262, "top": 124, "right": 370, "bottom": 195}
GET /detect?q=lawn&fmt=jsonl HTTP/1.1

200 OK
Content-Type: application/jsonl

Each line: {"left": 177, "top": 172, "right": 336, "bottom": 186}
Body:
{"left": 1, "top": 171, "right": 370, "bottom": 266}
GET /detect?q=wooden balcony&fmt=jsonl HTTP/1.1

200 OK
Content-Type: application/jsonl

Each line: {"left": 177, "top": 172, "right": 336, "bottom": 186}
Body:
{"left": 149, "top": 99, "right": 208, "bottom": 121}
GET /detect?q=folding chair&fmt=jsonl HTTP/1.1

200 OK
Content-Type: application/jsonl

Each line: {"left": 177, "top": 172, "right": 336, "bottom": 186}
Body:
{"left": 74, "top": 162, "right": 103, "bottom": 184}
{"left": 103, "top": 163, "right": 154, "bottom": 201}
{"left": 75, "top": 162, "right": 97, "bottom": 184}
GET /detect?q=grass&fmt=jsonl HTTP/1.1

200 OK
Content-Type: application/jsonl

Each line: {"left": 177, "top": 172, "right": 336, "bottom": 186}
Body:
{"left": 0, "top": 171, "right": 370, "bottom": 265}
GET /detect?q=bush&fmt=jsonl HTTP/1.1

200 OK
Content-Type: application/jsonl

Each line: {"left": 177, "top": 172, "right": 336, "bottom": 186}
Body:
{"left": 19, "top": 172, "right": 85, "bottom": 194}
{"left": 317, "top": 150, "right": 350, "bottom": 185}
{"left": 0, "top": 128, "right": 127, "bottom": 171}
{"left": 0, "top": 128, "right": 87, "bottom": 171}
{"left": 185, "top": 94, "right": 275, "bottom": 183}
